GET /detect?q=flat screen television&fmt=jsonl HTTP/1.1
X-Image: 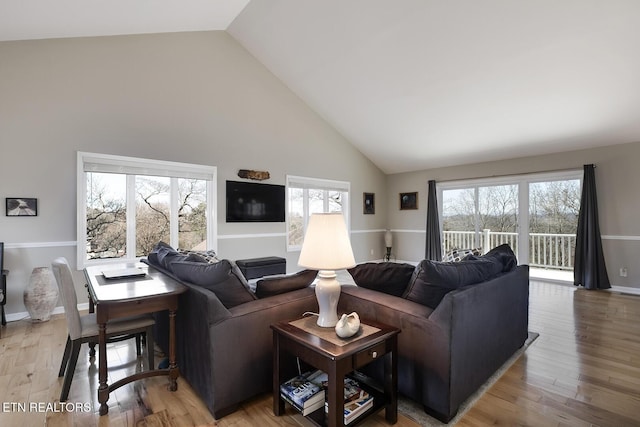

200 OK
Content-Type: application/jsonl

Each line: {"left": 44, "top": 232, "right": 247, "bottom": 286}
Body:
{"left": 226, "top": 180, "right": 286, "bottom": 223}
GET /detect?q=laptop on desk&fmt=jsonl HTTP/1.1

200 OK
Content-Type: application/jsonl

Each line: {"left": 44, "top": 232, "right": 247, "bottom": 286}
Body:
{"left": 102, "top": 267, "right": 146, "bottom": 280}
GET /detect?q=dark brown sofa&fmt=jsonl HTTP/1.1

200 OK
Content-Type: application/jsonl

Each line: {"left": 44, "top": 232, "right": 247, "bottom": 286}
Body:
{"left": 340, "top": 262, "right": 529, "bottom": 421}
{"left": 145, "top": 243, "right": 528, "bottom": 422}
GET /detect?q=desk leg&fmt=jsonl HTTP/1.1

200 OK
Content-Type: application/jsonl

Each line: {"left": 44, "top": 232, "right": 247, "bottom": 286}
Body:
{"left": 97, "top": 322, "right": 109, "bottom": 415}
{"left": 86, "top": 285, "right": 96, "bottom": 357}
{"left": 168, "top": 309, "right": 179, "bottom": 391}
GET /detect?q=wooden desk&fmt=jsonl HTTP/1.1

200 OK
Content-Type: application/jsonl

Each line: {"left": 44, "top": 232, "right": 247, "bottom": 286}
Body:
{"left": 84, "top": 263, "right": 187, "bottom": 415}
{"left": 272, "top": 317, "right": 399, "bottom": 427}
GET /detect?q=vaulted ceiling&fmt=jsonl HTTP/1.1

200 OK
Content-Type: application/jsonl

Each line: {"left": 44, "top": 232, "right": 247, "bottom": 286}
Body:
{"left": 3, "top": 0, "right": 640, "bottom": 174}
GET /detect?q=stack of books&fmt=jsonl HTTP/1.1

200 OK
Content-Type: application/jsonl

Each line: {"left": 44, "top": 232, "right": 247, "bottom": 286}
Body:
{"left": 322, "top": 374, "right": 374, "bottom": 425}
{"left": 279, "top": 373, "right": 325, "bottom": 416}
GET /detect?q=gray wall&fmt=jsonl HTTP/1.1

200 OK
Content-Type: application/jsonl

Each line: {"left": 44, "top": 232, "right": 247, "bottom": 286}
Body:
{"left": 387, "top": 140, "right": 640, "bottom": 288}
{"left": 0, "top": 31, "right": 388, "bottom": 318}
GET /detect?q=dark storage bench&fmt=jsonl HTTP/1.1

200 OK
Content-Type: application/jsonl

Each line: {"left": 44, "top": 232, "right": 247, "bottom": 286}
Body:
{"left": 236, "top": 256, "right": 286, "bottom": 280}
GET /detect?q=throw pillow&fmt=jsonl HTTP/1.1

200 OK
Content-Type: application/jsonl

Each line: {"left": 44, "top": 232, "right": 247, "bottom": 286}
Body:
{"left": 482, "top": 243, "right": 518, "bottom": 272}
{"left": 255, "top": 269, "right": 318, "bottom": 298}
{"left": 442, "top": 247, "right": 482, "bottom": 262}
{"left": 171, "top": 259, "right": 257, "bottom": 308}
{"left": 152, "top": 244, "right": 193, "bottom": 272}
{"left": 402, "top": 258, "right": 504, "bottom": 309}
{"left": 177, "top": 248, "right": 220, "bottom": 264}
{"left": 348, "top": 262, "right": 416, "bottom": 297}
{"left": 147, "top": 241, "right": 175, "bottom": 267}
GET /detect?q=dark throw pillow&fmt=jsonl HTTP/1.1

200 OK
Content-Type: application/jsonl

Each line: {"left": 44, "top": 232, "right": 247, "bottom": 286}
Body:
{"left": 482, "top": 243, "right": 518, "bottom": 272}
{"left": 255, "top": 269, "right": 318, "bottom": 298}
{"left": 348, "top": 262, "right": 415, "bottom": 297}
{"left": 147, "top": 241, "right": 175, "bottom": 267}
{"left": 402, "top": 258, "right": 504, "bottom": 309}
{"left": 171, "top": 259, "right": 257, "bottom": 308}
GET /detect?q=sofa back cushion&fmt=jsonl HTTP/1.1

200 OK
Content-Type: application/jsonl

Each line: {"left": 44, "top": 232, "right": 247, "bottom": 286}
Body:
{"left": 171, "top": 259, "right": 257, "bottom": 308}
{"left": 403, "top": 245, "right": 517, "bottom": 309}
{"left": 348, "top": 262, "right": 415, "bottom": 297}
{"left": 474, "top": 243, "right": 518, "bottom": 272}
{"left": 255, "top": 269, "right": 318, "bottom": 298}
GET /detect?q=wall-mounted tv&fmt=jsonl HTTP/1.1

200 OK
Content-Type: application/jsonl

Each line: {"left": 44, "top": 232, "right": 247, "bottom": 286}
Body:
{"left": 226, "top": 180, "right": 286, "bottom": 223}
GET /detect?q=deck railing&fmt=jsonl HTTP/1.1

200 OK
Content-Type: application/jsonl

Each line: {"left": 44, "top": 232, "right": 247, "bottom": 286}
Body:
{"left": 442, "top": 230, "right": 575, "bottom": 270}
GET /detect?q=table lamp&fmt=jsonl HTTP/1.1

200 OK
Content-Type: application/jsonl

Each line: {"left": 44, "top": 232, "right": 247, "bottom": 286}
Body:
{"left": 298, "top": 213, "right": 356, "bottom": 327}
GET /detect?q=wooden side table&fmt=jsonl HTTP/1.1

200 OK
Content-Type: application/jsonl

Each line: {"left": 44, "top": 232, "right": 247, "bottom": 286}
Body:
{"left": 272, "top": 316, "right": 399, "bottom": 427}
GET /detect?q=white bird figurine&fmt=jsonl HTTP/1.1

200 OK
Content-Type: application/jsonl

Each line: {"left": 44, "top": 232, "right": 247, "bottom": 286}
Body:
{"left": 335, "top": 312, "right": 361, "bottom": 338}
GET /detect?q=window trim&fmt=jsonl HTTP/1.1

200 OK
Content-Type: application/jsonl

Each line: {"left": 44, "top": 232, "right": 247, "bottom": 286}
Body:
{"left": 286, "top": 175, "right": 351, "bottom": 252}
{"left": 437, "top": 169, "right": 582, "bottom": 261}
{"left": 77, "top": 151, "right": 217, "bottom": 268}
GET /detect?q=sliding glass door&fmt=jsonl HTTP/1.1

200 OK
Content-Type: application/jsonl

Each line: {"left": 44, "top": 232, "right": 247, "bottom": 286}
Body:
{"left": 439, "top": 171, "right": 581, "bottom": 275}
{"left": 442, "top": 184, "right": 518, "bottom": 255}
{"left": 528, "top": 178, "right": 580, "bottom": 271}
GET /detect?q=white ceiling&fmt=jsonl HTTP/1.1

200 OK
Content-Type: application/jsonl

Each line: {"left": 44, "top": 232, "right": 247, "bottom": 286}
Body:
{"left": 3, "top": 0, "right": 640, "bottom": 174}
{"left": 0, "top": 0, "right": 250, "bottom": 41}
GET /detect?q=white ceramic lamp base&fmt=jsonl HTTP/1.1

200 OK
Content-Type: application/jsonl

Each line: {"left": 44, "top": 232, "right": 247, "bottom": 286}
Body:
{"left": 315, "top": 270, "right": 341, "bottom": 327}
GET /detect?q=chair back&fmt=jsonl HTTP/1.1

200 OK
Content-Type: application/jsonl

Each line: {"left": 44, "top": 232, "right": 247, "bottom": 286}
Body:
{"left": 51, "top": 257, "right": 82, "bottom": 340}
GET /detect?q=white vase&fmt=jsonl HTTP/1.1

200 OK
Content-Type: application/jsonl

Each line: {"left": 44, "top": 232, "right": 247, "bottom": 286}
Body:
{"left": 24, "top": 267, "right": 58, "bottom": 322}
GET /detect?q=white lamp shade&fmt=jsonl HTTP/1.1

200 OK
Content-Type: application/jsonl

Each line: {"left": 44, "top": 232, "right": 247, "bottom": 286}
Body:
{"left": 384, "top": 230, "right": 393, "bottom": 248}
{"left": 298, "top": 213, "right": 356, "bottom": 270}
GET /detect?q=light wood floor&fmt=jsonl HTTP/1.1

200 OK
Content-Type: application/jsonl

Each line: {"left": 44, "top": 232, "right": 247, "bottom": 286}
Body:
{"left": 0, "top": 280, "right": 639, "bottom": 426}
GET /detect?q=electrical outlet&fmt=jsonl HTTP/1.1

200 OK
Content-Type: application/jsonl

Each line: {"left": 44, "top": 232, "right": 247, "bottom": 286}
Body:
{"left": 620, "top": 267, "right": 628, "bottom": 277}
{"left": 370, "top": 249, "right": 374, "bottom": 256}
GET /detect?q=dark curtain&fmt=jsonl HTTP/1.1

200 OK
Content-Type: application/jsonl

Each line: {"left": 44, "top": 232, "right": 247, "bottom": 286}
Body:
{"left": 574, "top": 164, "right": 611, "bottom": 289}
{"left": 425, "top": 180, "right": 442, "bottom": 260}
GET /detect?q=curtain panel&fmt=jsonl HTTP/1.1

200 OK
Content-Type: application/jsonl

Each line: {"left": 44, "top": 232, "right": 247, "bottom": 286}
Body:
{"left": 425, "top": 180, "right": 442, "bottom": 261}
{"left": 574, "top": 164, "right": 611, "bottom": 290}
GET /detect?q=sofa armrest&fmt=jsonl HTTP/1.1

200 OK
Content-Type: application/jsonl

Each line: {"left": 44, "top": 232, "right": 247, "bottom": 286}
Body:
{"left": 432, "top": 265, "right": 529, "bottom": 416}
{"left": 205, "top": 287, "right": 318, "bottom": 416}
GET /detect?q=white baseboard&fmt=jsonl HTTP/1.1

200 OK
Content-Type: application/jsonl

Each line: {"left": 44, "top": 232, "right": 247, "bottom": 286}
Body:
{"left": 4, "top": 302, "right": 89, "bottom": 323}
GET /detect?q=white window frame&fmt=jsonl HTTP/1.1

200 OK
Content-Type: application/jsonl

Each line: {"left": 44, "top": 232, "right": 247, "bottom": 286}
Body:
{"left": 77, "top": 152, "right": 217, "bottom": 268}
{"left": 437, "top": 169, "right": 582, "bottom": 262}
{"left": 286, "top": 175, "right": 351, "bottom": 252}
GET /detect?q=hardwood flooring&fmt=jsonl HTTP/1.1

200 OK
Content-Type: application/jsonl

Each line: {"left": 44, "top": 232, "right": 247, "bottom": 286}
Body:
{"left": 0, "top": 280, "right": 638, "bottom": 426}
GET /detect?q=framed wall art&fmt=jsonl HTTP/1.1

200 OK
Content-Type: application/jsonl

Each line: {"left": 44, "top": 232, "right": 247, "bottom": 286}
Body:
{"left": 363, "top": 192, "right": 375, "bottom": 214}
{"left": 6, "top": 198, "right": 38, "bottom": 216}
{"left": 399, "top": 192, "right": 418, "bottom": 210}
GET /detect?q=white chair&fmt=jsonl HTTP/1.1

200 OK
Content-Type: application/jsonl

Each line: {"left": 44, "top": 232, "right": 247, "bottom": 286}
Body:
{"left": 52, "top": 257, "right": 155, "bottom": 402}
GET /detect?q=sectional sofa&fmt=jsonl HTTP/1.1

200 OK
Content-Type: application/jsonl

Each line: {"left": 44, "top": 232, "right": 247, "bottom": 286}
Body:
{"left": 144, "top": 243, "right": 529, "bottom": 422}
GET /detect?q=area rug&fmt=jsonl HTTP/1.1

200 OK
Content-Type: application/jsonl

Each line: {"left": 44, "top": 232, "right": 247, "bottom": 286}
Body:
{"left": 398, "top": 332, "right": 539, "bottom": 426}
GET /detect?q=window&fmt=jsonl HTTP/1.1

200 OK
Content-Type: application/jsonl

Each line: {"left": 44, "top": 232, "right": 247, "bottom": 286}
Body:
{"left": 438, "top": 170, "right": 581, "bottom": 270}
{"left": 77, "top": 152, "right": 216, "bottom": 267}
{"left": 286, "top": 175, "right": 350, "bottom": 251}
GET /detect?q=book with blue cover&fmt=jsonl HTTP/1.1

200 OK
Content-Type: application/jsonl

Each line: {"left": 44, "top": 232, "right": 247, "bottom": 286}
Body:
{"left": 280, "top": 373, "right": 325, "bottom": 410}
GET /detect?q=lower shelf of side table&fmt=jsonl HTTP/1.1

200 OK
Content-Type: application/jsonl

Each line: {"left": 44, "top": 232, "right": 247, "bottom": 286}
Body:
{"left": 297, "top": 373, "right": 387, "bottom": 427}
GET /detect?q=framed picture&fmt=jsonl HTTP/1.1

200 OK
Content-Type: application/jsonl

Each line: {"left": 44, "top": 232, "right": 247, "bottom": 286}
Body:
{"left": 6, "top": 198, "right": 38, "bottom": 216}
{"left": 399, "top": 192, "right": 418, "bottom": 210}
{"left": 363, "top": 193, "right": 375, "bottom": 214}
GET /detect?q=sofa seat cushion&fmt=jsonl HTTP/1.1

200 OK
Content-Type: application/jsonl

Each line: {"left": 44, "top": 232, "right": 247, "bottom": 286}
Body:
{"left": 403, "top": 258, "right": 504, "bottom": 309}
{"left": 171, "top": 259, "right": 257, "bottom": 308}
{"left": 348, "top": 262, "right": 415, "bottom": 297}
{"left": 255, "top": 269, "right": 318, "bottom": 298}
